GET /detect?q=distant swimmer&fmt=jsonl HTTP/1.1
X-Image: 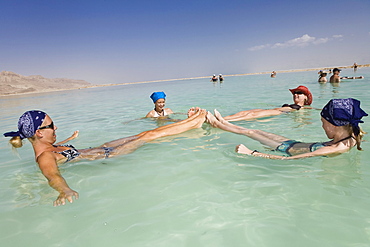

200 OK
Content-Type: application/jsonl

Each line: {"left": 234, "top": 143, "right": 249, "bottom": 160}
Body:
{"left": 318, "top": 70, "right": 328, "bottom": 83}
{"left": 271, "top": 71, "right": 277, "bottom": 78}
{"left": 330, "top": 68, "right": 342, "bottom": 83}
{"left": 353, "top": 62, "right": 358, "bottom": 72}
{"left": 211, "top": 74, "right": 218, "bottom": 82}
{"left": 219, "top": 74, "right": 224, "bottom": 82}
{"left": 341, "top": 76, "right": 364, "bottom": 80}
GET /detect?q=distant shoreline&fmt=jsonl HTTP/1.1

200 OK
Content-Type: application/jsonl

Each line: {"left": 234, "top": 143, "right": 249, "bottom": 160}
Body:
{"left": 87, "top": 64, "right": 370, "bottom": 88}
{"left": 1, "top": 64, "right": 369, "bottom": 97}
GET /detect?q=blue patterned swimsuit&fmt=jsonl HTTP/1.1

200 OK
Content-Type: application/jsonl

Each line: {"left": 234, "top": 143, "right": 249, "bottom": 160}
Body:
{"left": 54, "top": 144, "right": 80, "bottom": 162}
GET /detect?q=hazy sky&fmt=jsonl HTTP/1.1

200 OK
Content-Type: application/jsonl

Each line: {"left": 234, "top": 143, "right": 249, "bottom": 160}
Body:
{"left": 1, "top": 0, "right": 369, "bottom": 84}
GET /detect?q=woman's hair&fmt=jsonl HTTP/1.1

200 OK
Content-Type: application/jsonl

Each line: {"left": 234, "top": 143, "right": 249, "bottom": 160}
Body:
{"left": 356, "top": 128, "right": 366, "bottom": 151}
{"left": 9, "top": 136, "right": 23, "bottom": 148}
{"left": 345, "top": 124, "right": 366, "bottom": 150}
{"left": 9, "top": 136, "right": 36, "bottom": 149}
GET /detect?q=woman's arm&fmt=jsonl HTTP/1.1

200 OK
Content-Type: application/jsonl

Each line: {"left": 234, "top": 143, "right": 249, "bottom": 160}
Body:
{"left": 55, "top": 131, "right": 79, "bottom": 145}
{"left": 235, "top": 144, "right": 349, "bottom": 160}
{"left": 37, "top": 152, "right": 79, "bottom": 206}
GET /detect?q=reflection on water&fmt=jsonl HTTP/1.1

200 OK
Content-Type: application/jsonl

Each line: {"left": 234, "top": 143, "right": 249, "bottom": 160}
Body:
{"left": 1, "top": 68, "right": 370, "bottom": 246}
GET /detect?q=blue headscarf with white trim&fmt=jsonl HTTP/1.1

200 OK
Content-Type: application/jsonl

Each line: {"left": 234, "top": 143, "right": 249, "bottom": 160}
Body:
{"left": 320, "top": 98, "right": 367, "bottom": 136}
{"left": 3, "top": 110, "right": 46, "bottom": 139}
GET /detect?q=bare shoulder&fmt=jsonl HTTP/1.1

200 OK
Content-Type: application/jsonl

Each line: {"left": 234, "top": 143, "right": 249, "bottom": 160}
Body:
{"left": 146, "top": 110, "right": 155, "bottom": 118}
{"left": 37, "top": 151, "right": 59, "bottom": 168}
{"left": 165, "top": 108, "right": 174, "bottom": 114}
{"left": 315, "top": 143, "right": 351, "bottom": 156}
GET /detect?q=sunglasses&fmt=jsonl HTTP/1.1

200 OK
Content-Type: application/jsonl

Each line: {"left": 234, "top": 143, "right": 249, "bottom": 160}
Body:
{"left": 39, "top": 121, "right": 54, "bottom": 130}
{"left": 293, "top": 91, "right": 304, "bottom": 95}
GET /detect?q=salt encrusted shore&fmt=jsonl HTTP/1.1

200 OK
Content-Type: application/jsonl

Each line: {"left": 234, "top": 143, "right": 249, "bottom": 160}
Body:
{"left": 1, "top": 64, "right": 369, "bottom": 97}
{"left": 0, "top": 71, "right": 91, "bottom": 96}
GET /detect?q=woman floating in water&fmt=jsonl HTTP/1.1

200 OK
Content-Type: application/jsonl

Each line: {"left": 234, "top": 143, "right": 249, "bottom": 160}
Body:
{"left": 146, "top": 91, "right": 174, "bottom": 118}
{"left": 207, "top": 98, "right": 367, "bottom": 159}
{"left": 224, "top": 85, "right": 313, "bottom": 122}
{"left": 4, "top": 108, "right": 206, "bottom": 206}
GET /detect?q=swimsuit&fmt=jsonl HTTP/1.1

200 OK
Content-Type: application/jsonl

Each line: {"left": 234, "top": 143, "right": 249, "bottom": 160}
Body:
{"left": 56, "top": 145, "right": 114, "bottom": 162}
{"left": 276, "top": 136, "right": 354, "bottom": 156}
{"left": 54, "top": 144, "right": 80, "bottom": 162}
{"left": 153, "top": 109, "right": 168, "bottom": 117}
{"left": 275, "top": 140, "right": 301, "bottom": 156}
{"left": 281, "top": 104, "right": 301, "bottom": 110}
{"left": 309, "top": 142, "right": 327, "bottom": 152}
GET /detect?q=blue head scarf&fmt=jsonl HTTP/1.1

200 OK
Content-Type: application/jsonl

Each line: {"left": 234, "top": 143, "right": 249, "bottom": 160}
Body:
{"left": 320, "top": 98, "right": 368, "bottom": 136}
{"left": 3, "top": 110, "right": 46, "bottom": 139}
{"left": 150, "top": 92, "right": 166, "bottom": 103}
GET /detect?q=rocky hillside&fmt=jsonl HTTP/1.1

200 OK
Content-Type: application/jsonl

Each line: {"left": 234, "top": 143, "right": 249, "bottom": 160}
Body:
{"left": 0, "top": 71, "right": 91, "bottom": 96}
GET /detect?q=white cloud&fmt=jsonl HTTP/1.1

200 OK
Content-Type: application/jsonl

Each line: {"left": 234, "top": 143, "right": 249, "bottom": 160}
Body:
{"left": 272, "top": 34, "right": 315, "bottom": 48}
{"left": 249, "top": 34, "right": 344, "bottom": 51}
{"left": 248, "top": 44, "right": 271, "bottom": 51}
{"left": 313, "top": 38, "right": 329, "bottom": 44}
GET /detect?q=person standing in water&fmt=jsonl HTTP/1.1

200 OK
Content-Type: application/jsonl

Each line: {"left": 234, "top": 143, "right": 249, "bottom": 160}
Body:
{"left": 318, "top": 71, "right": 328, "bottom": 83}
{"left": 330, "top": 68, "right": 342, "bottom": 83}
{"left": 211, "top": 74, "right": 218, "bottom": 82}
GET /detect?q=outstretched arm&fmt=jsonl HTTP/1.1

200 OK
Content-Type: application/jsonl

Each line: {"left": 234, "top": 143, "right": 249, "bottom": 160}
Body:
{"left": 37, "top": 152, "right": 79, "bottom": 206}
{"left": 55, "top": 131, "right": 79, "bottom": 145}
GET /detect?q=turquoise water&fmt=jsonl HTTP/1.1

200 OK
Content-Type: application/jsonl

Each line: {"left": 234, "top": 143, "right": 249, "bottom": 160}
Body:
{"left": 1, "top": 68, "right": 370, "bottom": 247}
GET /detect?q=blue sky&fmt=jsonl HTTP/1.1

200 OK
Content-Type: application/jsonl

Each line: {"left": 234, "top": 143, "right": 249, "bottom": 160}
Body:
{"left": 1, "top": 0, "right": 369, "bottom": 84}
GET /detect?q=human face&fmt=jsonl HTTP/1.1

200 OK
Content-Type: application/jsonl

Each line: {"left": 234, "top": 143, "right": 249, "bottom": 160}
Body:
{"left": 155, "top": 98, "right": 166, "bottom": 111}
{"left": 39, "top": 121, "right": 54, "bottom": 130}
{"left": 321, "top": 117, "right": 336, "bottom": 139}
{"left": 38, "top": 115, "right": 57, "bottom": 142}
{"left": 333, "top": 70, "right": 341, "bottom": 75}
{"left": 292, "top": 91, "right": 308, "bottom": 105}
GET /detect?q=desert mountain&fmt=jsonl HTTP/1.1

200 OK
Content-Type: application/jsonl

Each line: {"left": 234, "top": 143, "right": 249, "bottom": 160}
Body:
{"left": 0, "top": 71, "right": 91, "bottom": 96}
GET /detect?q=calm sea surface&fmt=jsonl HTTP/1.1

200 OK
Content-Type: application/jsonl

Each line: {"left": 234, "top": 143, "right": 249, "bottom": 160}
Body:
{"left": 1, "top": 68, "right": 370, "bottom": 247}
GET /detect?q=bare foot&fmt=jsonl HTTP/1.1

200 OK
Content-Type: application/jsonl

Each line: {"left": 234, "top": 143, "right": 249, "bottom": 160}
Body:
{"left": 191, "top": 109, "right": 207, "bottom": 128}
{"left": 205, "top": 111, "right": 218, "bottom": 127}
{"left": 235, "top": 144, "right": 252, "bottom": 154}
{"left": 187, "top": 107, "right": 200, "bottom": 118}
{"left": 213, "top": 109, "right": 229, "bottom": 124}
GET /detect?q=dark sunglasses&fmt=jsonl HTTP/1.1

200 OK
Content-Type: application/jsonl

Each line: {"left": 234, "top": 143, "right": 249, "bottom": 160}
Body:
{"left": 293, "top": 91, "right": 304, "bottom": 95}
{"left": 39, "top": 121, "right": 54, "bottom": 130}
